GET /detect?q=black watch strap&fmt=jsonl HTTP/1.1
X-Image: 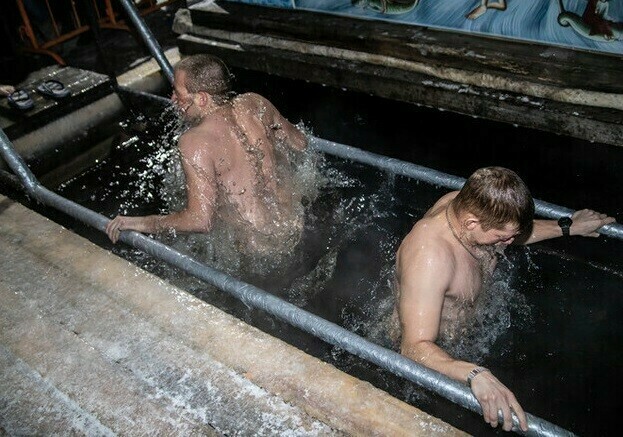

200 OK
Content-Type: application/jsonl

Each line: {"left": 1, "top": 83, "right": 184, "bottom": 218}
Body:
{"left": 558, "top": 216, "right": 573, "bottom": 237}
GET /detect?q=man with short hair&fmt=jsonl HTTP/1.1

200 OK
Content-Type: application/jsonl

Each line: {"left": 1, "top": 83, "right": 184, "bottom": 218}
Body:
{"left": 395, "top": 166, "right": 615, "bottom": 432}
{"left": 106, "top": 54, "right": 307, "bottom": 252}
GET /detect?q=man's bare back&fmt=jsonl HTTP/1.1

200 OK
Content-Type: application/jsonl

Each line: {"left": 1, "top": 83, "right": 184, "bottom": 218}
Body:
{"left": 106, "top": 55, "right": 308, "bottom": 254}
{"left": 183, "top": 92, "right": 305, "bottom": 249}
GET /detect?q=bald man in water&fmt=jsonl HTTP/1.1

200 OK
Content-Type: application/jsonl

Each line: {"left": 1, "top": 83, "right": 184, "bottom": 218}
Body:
{"left": 395, "top": 167, "right": 615, "bottom": 432}
{"left": 106, "top": 54, "right": 307, "bottom": 252}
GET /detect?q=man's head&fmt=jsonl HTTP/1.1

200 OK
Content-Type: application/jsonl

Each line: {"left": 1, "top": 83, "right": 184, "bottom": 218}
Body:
{"left": 453, "top": 167, "right": 534, "bottom": 244}
{"left": 175, "top": 54, "right": 232, "bottom": 102}
{"left": 172, "top": 54, "right": 232, "bottom": 123}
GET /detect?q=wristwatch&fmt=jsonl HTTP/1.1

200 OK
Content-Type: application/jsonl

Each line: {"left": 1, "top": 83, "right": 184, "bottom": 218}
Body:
{"left": 558, "top": 216, "right": 573, "bottom": 237}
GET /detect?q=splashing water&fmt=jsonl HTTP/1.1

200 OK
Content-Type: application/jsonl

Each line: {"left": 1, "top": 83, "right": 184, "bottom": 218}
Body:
{"left": 437, "top": 257, "right": 534, "bottom": 364}
{"left": 156, "top": 125, "right": 327, "bottom": 281}
{"left": 59, "top": 103, "right": 535, "bottom": 370}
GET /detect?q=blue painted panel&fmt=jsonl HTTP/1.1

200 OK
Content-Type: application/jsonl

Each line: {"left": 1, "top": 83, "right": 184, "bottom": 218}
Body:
{"left": 226, "top": 0, "right": 623, "bottom": 55}
{"left": 225, "top": 0, "right": 295, "bottom": 7}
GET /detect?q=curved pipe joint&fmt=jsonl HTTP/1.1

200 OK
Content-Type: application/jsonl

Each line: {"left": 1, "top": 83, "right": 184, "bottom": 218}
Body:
{"left": 0, "top": 129, "right": 38, "bottom": 193}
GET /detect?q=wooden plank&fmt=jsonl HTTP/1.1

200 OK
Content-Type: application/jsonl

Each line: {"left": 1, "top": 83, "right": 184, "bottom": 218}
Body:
{"left": 177, "top": 32, "right": 623, "bottom": 147}
{"left": 0, "top": 195, "right": 468, "bottom": 437}
{"left": 189, "top": 1, "right": 623, "bottom": 94}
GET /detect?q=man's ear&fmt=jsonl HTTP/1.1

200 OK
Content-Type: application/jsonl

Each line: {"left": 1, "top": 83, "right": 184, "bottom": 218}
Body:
{"left": 197, "top": 91, "right": 210, "bottom": 107}
{"left": 464, "top": 214, "right": 480, "bottom": 231}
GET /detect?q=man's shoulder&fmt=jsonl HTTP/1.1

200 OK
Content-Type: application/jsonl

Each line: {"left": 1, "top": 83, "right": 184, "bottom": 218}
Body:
{"left": 428, "top": 191, "right": 459, "bottom": 214}
{"left": 233, "top": 92, "right": 268, "bottom": 108}
{"left": 233, "top": 93, "right": 281, "bottom": 118}
{"left": 397, "top": 219, "right": 455, "bottom": 290}
{"left": 188, "top": 113, "right": 233, "bottom": 138}
{"left": 400, "top": 217, "right": 453, "bottom": 261}
{"left": 178, "top": 124, "right": 221, "bottom": 157}
{"left": 180, "top": 124, "right": 214, "bottom": 141}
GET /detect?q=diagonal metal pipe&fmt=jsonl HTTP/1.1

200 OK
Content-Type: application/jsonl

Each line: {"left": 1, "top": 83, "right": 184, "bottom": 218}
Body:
{"left": 309, "top": 136, "right": 623, "bottom": 241}
{"left": 116, "top": 0, "right": 175, "bottom": 83}
{"left": 2, "top": 127, "right": 573, "bottom": 437}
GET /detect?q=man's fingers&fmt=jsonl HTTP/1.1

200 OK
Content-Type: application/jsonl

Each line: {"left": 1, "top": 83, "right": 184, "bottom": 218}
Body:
{"left": 510, "top": 399, "right": 529, "bottom": 432}
{"left": 472, "top": 371, "right": 527, "bottom": 431}
{"left": 500, "top": 404, "right": 514, "bottom": 431}
{"left": 106, "top": 217, "right": 122, "bottom": 244}
{"left": 107, "top": 227, "right": 117, "bottom": 242}
{"left": 590, "top": 217, "right": 616, "bottom": 236}
{"left": 486, "top": 402, "right": 498, "bottom": 428}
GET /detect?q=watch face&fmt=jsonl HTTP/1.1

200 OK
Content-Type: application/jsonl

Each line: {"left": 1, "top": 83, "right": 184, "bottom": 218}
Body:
{"left": 558, "top": 217, "right": 572, "bottom": 227}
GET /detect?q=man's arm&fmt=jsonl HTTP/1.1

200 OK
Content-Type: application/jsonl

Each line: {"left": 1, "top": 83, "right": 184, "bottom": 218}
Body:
{"left": 398, "top": 234, "right": 528, "bottom": 432}
{"left": 399, "top": 241, "right": 466, "bottom": 377}
{"left": 106, "top": 133, "right": 218, "bottom": 243}
{"left": 524, "top": 209, "right": 615, "bottom": 245}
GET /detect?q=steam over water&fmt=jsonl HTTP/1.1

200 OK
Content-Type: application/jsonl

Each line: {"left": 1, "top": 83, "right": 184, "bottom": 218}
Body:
{"left": 58, "top": 102, "right": 532, "bottom": 363}
{"left": 55, "top": 99, "right": 616, "bottom": 435}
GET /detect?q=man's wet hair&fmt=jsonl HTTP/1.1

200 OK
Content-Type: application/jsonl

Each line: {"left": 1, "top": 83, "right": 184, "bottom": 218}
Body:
{"left": 453, "top": 166, "right": 535, "bottom": 233}
{"left": 175, "top": 54, "right": 233, "bottom": 105}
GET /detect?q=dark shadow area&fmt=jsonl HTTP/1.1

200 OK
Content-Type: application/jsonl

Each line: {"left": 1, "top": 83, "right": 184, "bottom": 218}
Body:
{"left": 0, "top": 1, "right": 184, "bottom": 86}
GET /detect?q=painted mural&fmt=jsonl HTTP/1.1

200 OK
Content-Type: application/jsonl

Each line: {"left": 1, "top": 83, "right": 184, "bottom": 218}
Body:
{"left": 225, "top": 0, "right": 623, "bottom": 55}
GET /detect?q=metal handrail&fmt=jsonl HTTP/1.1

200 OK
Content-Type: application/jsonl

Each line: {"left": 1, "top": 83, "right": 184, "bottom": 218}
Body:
{"left": 309, "top": 136, "right": 623, "bottom": 240}
{"left": 115, "top": 0, "right": 175, "bottom": 83}
{"left": 0, "top": 128, "right": 573, "bottom": 436}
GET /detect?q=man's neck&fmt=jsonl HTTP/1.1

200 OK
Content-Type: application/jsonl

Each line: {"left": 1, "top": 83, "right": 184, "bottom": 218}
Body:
{"left": 445, "top": 202, "right": 479, "bottom": 261}
{"left": 201, "top": 102, "right": 225, "bottom": 119}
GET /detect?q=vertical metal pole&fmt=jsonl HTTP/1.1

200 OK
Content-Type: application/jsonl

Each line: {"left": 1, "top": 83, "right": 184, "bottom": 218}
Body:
{"left": 115, "top": 0, "right": 174, "bottom": 83}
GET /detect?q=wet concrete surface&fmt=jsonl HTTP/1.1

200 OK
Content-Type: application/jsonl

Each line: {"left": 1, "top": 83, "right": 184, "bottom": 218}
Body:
{"left": 0, "top": 194, "right": 467, "bottom": 435}
{"left": 0, "top": 3, "right": 471, "bottom": 434}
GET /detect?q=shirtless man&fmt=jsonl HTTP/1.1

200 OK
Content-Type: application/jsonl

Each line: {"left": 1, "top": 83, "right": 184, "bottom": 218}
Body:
{"left": 395, "top": 167, "right": 615, "bottom": 432}
{"left": 106, "top": 54, "right": 307, "bottom": 251}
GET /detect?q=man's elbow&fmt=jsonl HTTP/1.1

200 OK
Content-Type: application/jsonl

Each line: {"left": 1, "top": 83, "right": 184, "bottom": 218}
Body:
{"left": 298, "top": 131, "right": 309, "bottom": 149}
{"left": 177, "top": 211, "right": 214, "bottom": 234}
{"left": 192, "top": 217, "right": 214, "bottom": 233}
{"left": 286, "top": 125, "right": 307, "bottom": 151}
{"left": 288, "top": 131, "right": 307, "bottom": 152}
{"left": 296, "top": 139, "right": 307, "bottom": 151}
{"left": 400, "top": 339, "right": 434, "bottom": 364}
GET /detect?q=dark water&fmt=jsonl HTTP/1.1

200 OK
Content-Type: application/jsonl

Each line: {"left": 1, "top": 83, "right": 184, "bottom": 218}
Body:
{"left": 8, "top": 69, "right": 623, "bottom": 436}
{"left": 234, "top": 69, "right": 623, "bottom": 435}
